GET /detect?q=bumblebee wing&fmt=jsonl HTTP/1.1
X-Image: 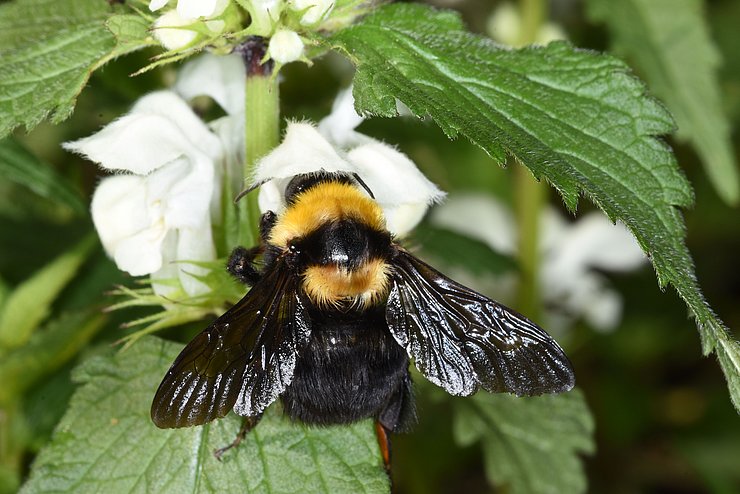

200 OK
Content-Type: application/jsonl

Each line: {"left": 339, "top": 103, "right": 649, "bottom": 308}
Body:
{"left": 386, "top": 250, "right": 575, "bottom": 397}
{"left": 151, "top": 259, "right": 310, "bottom": 428}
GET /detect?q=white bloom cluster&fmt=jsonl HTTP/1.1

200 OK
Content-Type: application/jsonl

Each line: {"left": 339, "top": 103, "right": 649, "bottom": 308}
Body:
{"left": 149, "top": 0, "right": 231, "bottom": 50}
{"left": 254, "top": 88, "right": 444, "bottom": 237}
{"left": 65, "top": 54, "right": 245, "bottom": 297}
{"left": 432, "top": 195, "right": 646, "bottom": 332}
{"left": 67, "top": 63, "right": 438, "bottom": 300}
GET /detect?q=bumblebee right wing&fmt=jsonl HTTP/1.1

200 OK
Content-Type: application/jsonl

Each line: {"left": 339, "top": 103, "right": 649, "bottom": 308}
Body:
{"left": 151, "top": 258, "right": 311, "bottom": 428}
{"left": 386, "top": 250, "right": 575, "bottom": 397}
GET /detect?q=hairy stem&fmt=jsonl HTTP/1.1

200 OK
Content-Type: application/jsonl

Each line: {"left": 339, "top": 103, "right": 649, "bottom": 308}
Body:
{"left": 514, "top": 0, "right": 547, "bottom": 320}
{"left": 238, "top": 37, "right": 280, "bottom": 247}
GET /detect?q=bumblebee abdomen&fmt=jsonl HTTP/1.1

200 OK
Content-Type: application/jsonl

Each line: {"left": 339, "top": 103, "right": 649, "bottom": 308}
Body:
{"left": 281, "top": 308, "right": 416, "bottom": 432}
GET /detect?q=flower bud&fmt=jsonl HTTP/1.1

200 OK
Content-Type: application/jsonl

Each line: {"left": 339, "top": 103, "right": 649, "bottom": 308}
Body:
{"left": 153, "top": 10, "right": 199, "bottom": 50}
{"left": 268, "top": 29, "right": 304, "bottom": 64}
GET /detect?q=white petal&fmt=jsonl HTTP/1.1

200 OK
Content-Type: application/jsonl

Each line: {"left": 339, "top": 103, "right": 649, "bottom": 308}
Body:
{"left": 248, "top": 0, "right": 283, "bottom": 32}
{"left": 65, "top": 92, "right": 221, "bottom": 174}
{"left": 131, "top": 91, "right": 222, "bottom": 159}
{"left": 539, "top": 207, "right": 569, "bottom": 253}
{"left": 430, "top": 194, "right": 516, "bottom": 254}
{"left": 346, "top": 142, "right": 444, "bottom": 206}
{"left": 177, "top": 0, "right": 226, "bottom": 19}
{"left": 91, "top": 176, "right": 151, "bottom": 259}
{"left": 176, "top": 222, "right": 217, "bottom": 296}
{"left": 582, "top": 285, "right": 623, "bottom": 332}
{"left": 346, "top": 141, "right": 444, "bottom": 235}
{"left": 151, "top": 230, "right": 180, "bottom": 297}
{"left": 145, "top": 157, "right": 214, "bottom": 229}
{"left": 152, "top": 10, "right": 198, "bottom": 50}
{"left": 149, "top": 0, "right": 169, "bottom": 12}
{"left": 290, "top": 0, "right": 334, "bottom": 25}
{"left": 254, "top": 123, "right": 354, "bottom": 214}
{"left": 317, "top": 87, "right": 365, "bottom": 147}
{"left": 113, "top": 223, "right": 168, "bottom": 276}
{"left": 254, "top": 122, "right": 444, "bottom": 236}
{"left": 267, "top": 30, "right": 304, "bottom": 64}
{"left": 175, "top": 53, "right": 245, "bottom": 115}
{"left": 384, "top": 203, "right": 429, "bottom": 238}
{"left": 550, "top": 212, "right": 645, "bottom": 276}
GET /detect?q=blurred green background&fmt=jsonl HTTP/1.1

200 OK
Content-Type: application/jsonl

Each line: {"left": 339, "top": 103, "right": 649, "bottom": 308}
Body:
{"left": 2, "top": 0, "right": 739, "bottom": 493}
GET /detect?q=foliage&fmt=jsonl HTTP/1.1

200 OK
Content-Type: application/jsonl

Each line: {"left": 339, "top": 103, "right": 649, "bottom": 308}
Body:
{"left": 0, "top": 0, "right": 738, "bottom": 493}
{"left": 331, "top": 2, "right": 740, "bottom": 411}
{"left": 587, "top": 0, "right": 739, "bottom": 206}
{"left": 21, "top": 337, "right": 390, "bottom": 494}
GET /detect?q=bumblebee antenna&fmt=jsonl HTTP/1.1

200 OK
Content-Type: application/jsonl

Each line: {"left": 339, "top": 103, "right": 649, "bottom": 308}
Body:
{"left": 351, "top": 173, "right": 375, "bottom": 200}
{"left": 234, "top": 179, "right": 268, "bottom": 203}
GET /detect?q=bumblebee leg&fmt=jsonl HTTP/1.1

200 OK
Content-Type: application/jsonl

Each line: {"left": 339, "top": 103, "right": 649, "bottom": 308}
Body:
{"left": 378, "top": 372, "right": 416, "bottom": 433}
{"left": 227, "top": 246, "right": 263, "bottom": 286}
{"left": 213, "top": 414, "right": 263, "bottom": 461}
{"left": 375, "top": 421, "right": 392, "bottom": 473}
{"left": 259, "top": 211, "right": 277, "bottom": 241}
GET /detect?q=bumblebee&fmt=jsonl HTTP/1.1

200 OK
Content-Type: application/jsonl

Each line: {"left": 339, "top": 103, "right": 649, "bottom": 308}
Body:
{"left": 151, "top": 171, "right": 575, "bottom": 436}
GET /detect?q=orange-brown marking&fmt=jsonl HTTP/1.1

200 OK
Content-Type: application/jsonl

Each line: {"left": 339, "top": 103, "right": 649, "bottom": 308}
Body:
{"left": 302, "top": 259, "right": 391, "bottom": 309}
{"left": 268, "top": 182, "right": 385, "bottom": 248}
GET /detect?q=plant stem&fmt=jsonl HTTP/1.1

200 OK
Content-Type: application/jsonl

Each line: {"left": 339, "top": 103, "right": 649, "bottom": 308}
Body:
{"left": 515, "top": 0, "right": 547, "bottom": 320}
{"left": 238, "top": 37, "right": 280, "bottom": 246}
{"left": 514, "top": 167, "right": 546, "bottom": 319}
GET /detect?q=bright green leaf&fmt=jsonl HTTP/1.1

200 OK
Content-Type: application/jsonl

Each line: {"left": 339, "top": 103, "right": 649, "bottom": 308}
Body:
{"left": 330, "top": 3, "right": 740, "bottom": 411}
{"left": 454, "top": 390, "right": 594, "bottom": 494}
{"left": 0, "top": 234, "right": 96, "bottom": 350}
{"left": 0, "top": 138, "right": 85, "bottom": 215}
{"left": 0, "top": 309, "right": 106, "bottom": 405}
{"left": 0, "top": 0, "right": 151, "bottom": 138}
{"left": 587, "top": 0, "right": 739, "bottom": 205}
{"left": 106, "top": 13, "right": 157, "bottom": 59}
{"left": 21, "top": 336, "right": 390, "bottom": 494}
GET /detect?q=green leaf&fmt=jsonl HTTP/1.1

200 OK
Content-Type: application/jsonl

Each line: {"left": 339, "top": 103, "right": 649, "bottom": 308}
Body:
{"left": 587, "top": 0, "right": 739, "bottom": 205}
{"left": 0, "top": 138, "right": 85, "bottom": 215}
{"left": 414, "top": 224, "right": 516, "bottom": 276}
{"left": 453, "top": 390, "right": 594, "bottom": 494}
{"left": 0, "top": 309, "right": 106, "bottom": 405}
{"left": 0, "top": 0, "right": 151, "bottom": 138}
{"left": 0, "top": 234, "right": 96, "bottom": 350}
{"left": 105, "top": 12, "right": 157, "bottom": 59}
{"left": 330, "top": 3, "right": 740, "bottom": 411}
{"left": 22, "top": 336, "right": 390, "bottom": 494}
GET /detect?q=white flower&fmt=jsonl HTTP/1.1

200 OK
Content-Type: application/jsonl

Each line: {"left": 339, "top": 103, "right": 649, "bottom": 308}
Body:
{"left": 65, "top": 54, "right": 245, "bottom": 297}
{"left": 152, "top": 10, "right": 199, "bottom": 50}
{"left": 487, "top": 2, "right": 566, "bottom": 47}
{"left": 149, "top": 0, "right": 229, "bottom": 20}
{"left": 253, "top": 88, "right": 444, "bottom": 237}
{"left": 243, "top": 0, "right": 284, "bottom": 36}
{"left": 431, "top": 194, "right": 646, "bottom": 332}
{"left": 267, "top": 29, "right": 305, "bottom": 64}
{"left": 289, "top": 0, "right": 334, "bottom": 25}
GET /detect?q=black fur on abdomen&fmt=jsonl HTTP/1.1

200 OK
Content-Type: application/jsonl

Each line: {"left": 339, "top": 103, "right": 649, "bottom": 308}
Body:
{"left": 281, "top": 305, "right": 416, "bottom": 432}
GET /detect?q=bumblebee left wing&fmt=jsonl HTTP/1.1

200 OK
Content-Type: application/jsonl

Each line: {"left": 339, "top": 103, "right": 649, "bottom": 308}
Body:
{"left": 386, "top": 250, "right": 575, "bottom": 397}
{"left": 151, "top": 259, "right": 310, "bottom": 428}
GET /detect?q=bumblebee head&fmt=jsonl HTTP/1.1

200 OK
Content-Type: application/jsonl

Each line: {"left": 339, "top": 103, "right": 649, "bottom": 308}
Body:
{"left": 268, "top": 172, "right": 393, "bottom": 309}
